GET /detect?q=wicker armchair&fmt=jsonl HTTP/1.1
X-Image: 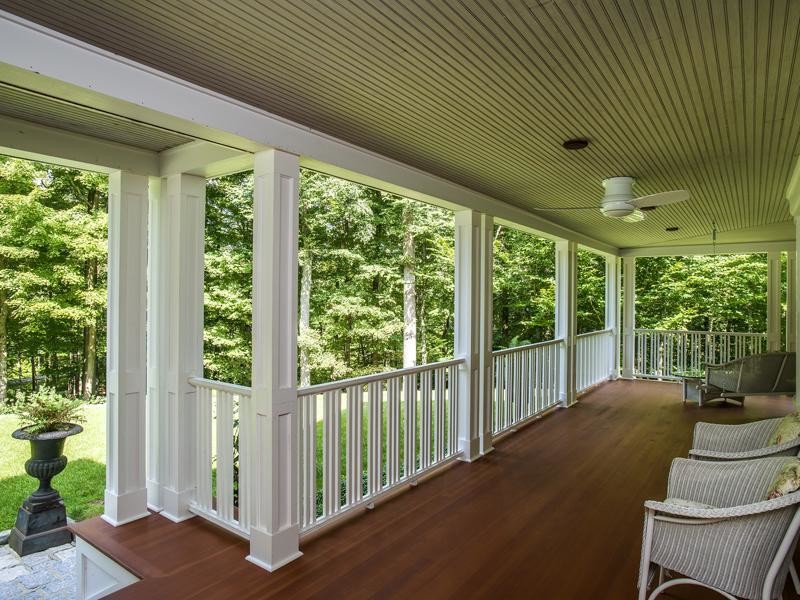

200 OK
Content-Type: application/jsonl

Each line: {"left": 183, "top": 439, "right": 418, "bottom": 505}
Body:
{"left": 638, "top": 457, "right": 800, "bottom": 600}
{"left": 688, "top": 418, "right": 800, "bottom": 461}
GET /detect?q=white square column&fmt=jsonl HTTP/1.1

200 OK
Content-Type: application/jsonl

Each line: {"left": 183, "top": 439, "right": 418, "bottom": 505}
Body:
{"left": 621, "top": 256, "right": 636, "bottom": 378}
{"left": 478, "top": 214, "right": 494, "bottom": 455}
{"left": 103, "top": 171, "right": 149, "bottom": 526}
{"left": 454, "top": 211, "right": 492, "bottom": 461}
{"left": 555, "top": 240, "right": 577, "bottom": 406}
{"left": 767, "top": 251, "right": 782, "bottom": 352}
{"left": 605, "top": 255, "right": 620, "bottom": 379}
{"left": 788, "top": 252, "right": 796, "bottom": 353}
{"left": 145, "top": 177, "right": 168, "bottom": 511}
{"left": 159, "top": 174, "right": 206, "bottom": 522}
{"left": 247, "top": 150, "right": 302, "bottom": 571}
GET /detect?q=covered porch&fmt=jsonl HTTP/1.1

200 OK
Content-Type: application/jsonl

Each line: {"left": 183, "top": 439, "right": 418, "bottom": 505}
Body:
{"left": 71, "top": 381, "right": 796, "bottom": 599}
{"left": 1, "top": 2, "right": 800, "bottom": 598}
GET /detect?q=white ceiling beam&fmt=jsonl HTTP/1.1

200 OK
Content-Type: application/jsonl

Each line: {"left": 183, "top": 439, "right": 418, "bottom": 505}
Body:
{"left": 0, "top": 114, "right": 158, "bottom": 175}
{"left": 619, "top": 240, "right": 796, "bottom": 257}
{"left": 159, "top": 140, "right": 253, "bottom": 178}
{"left": 0, "top": 11, "right": 617, "bottom": 255}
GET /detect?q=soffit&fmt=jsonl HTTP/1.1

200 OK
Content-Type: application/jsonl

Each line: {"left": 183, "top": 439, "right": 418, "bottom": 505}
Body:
{"left": 2, "top": 0, "right": 798, "bottom": 246}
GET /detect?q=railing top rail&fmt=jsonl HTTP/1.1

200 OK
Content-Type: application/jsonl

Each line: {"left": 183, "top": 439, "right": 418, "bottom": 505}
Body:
{"left": 576, "top": 328, "right": 613, "bottom": 339}
{"left": 298, "top": 357, "right": 466, "bottom": 396}
{"left": 492, "top": 338, "right": 564, "bottom": 357}
{"left": 188, "top": 377, "right": 252, "bottom": 397}
{"left": 634, "top": 328, "right": 767, "bottom": 337}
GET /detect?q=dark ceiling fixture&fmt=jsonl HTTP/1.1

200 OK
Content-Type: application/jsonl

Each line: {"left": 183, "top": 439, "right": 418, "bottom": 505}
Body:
{"left": 665, "top": 226, "right": 679, "bottom": 232}
{"left": 562, "top": 138, "right": 589, "bottom": 150}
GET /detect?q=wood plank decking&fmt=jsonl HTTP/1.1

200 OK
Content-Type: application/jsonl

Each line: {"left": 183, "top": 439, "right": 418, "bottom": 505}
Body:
{"left": 72, "top": 380, "right": 797, "bottom": 599}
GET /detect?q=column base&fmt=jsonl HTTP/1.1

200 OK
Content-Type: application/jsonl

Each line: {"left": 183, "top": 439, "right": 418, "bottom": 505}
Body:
{"left": 159, "top": 486, "right": 196, "bottom": 523}
{"left": 247, "top": 525, "right": 302, "bottom": 571}
{"left": 146, "top": 478, "right": 163, "bottom": 512}
{"left": 102, "top": 488, "right": 149, "bottom": 527}
{"left": 458, "top": 436, "right": 481, "bottom": 462}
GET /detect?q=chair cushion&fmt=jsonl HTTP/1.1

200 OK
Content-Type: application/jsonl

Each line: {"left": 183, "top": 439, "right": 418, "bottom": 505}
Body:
{"left": 768, "top": 412, "right": 800, "bottom": 445}
{"left": 767, "top": 458, "right": 800, "bottom": 499}
{"left": 663, "top": 497, "right": 715, "bottom": 509}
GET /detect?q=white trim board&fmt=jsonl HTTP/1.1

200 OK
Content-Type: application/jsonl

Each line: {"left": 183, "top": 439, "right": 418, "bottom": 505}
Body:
{"left": 619, "top": 241, "right": 796, "bottom": 257}
{"left": 0, "top": 10, "right": 617, "bottom": 255}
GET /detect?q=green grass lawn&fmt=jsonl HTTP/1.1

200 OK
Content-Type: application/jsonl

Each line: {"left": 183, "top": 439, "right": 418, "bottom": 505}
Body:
{"left": 0, "top": 404, "right": 106, "bottom": 531}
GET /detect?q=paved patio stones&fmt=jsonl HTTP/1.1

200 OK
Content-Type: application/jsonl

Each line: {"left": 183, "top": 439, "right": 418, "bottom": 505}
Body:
{"left": 0, "top": 542, "right": 76, "bottom": 599}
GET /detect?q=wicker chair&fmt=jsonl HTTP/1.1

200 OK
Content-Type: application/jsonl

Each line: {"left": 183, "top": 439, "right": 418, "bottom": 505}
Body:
{"left": 638, "top": 457, "right": 800, "bottom": 600}
{"left": 688, "top": 418, "right": 800, "bottom": 461}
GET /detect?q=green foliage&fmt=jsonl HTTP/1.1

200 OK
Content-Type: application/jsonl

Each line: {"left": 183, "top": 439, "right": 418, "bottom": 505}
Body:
{"left": 493, "top": 225, "right": 556, "bottom": 347}
{"left": 636, "top": 254, "right": 768, "bottom": 332}
{"left": 0, "top": 156, "right": 107, "bottom": 399}
{"left": 10, "top": 386, "right": 86, "bottom": 433}
{"left": 577, "top": 249, "right": 606, "bottom": 334}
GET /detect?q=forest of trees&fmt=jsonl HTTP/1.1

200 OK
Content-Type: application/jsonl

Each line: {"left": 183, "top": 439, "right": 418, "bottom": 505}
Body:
{"left": 0, "top": 156, "right": 774, "bottom": 401}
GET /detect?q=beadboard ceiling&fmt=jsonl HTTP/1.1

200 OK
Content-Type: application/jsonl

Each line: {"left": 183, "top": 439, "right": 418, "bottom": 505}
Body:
{"left": 0, "top": 84, "right": 193, "bottom": 152}
{"left": 1, "top": 0, "right": 799, "bottom": 248}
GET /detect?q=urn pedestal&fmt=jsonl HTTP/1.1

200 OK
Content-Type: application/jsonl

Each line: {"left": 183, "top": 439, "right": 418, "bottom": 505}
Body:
{"left": 9, "top": 424, "right": 83, "bottom": 556}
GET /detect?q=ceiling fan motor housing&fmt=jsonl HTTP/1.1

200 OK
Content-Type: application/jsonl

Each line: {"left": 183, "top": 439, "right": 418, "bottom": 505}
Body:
{"left": 601, "top": 176, "right": 636, "bottom": 218}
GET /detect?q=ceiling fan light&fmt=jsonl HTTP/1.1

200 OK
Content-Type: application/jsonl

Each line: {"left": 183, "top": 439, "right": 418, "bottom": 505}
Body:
{"left": 600, "top": 203, "right": 634, "bottom": 218}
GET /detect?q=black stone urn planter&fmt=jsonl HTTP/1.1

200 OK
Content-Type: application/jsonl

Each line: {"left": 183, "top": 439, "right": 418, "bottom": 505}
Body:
{"left": 9, "top": 423, "right": 83, "bottom": 556}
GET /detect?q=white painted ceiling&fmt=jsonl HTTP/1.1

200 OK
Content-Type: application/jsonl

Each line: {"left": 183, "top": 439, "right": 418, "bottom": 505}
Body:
{"left": 0, "top": 0, "right": 799, "bottom": 248}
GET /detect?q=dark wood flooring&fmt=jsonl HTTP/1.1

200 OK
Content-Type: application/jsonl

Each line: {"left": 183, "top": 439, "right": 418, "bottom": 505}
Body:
{"left": 73, "top": 380, "right": 797, "bottom": 599}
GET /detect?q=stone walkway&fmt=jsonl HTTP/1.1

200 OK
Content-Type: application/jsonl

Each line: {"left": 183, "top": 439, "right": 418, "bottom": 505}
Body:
{"left": 0, "top": 543, "right": 76, "bottom": 599}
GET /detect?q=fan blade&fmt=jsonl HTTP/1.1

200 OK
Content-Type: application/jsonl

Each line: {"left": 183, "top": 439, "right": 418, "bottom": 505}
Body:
{"left": 621, "top": 209, "right": 645, "bottom": 223}
{"left": 631, "top": 190, "right": 689, "bottom": 209}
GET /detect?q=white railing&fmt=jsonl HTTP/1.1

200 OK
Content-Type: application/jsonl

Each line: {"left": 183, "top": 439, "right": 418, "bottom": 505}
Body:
{"left": 634, "top": 329, "right": 769, "bottom": 379}
{"left": 188, "top": 377, "right": 252, "bottom": 537}
{"left": 492, "top": 339, "right": 563, "bottom": 435}
{"left": 297, "top": 358, "right": 464, "bottom": 533}
{"left": 576, "top": 329, "right": 614, "bottom": 392}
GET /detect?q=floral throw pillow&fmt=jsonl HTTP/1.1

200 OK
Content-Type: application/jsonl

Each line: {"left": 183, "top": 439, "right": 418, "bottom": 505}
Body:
{"left": 767, "top": 458, "right": 800, "bottom": 500}
{"left": 768, "top": 413, "right": 800, "bottom": 446}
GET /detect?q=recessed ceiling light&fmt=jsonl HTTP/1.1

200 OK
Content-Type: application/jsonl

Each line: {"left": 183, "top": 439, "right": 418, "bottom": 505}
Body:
{"left": 562, "top": 138, "right": 589, "bottom": 150}
{"left": 666, "top": 226, "right": 679, "bottom": 232}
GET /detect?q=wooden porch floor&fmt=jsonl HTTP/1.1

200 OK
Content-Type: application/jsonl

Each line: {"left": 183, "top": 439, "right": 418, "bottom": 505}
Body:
{"left": 74, "top": 380, "right": 797, "bottom": 599}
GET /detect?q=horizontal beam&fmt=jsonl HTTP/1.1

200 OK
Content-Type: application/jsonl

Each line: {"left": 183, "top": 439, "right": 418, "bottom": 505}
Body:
{"left": 159, "top": 141, "right": 253, "bottom": 178}
{"left": 619, "top": 240, "right": 796, "bottom": 257}
{"left": 0, "top": 11, "right": 617, "bottom": 255}
{"left": 0, "top": 114, "right": 158, "bottom": 175}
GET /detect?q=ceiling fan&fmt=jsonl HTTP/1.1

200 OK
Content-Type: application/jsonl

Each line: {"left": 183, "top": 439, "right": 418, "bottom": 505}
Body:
{"left": 539, "top": 176, "right": 690, "bottom": 223}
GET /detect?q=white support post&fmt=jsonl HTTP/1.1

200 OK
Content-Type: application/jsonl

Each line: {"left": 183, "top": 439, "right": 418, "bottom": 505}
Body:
{"left": 789, "top": 252, "right": 797, "bottom": 353}
{"left": 146, "top": 177, "right": 166, "bottom": 511}
{"left": 103, "top": 171, "right": 149, "bottom": 526}
{"left": 555, "top": 240, "right": 577, "bottom": 406}
{"left": 454, "top": 210, "right": 482, "bottom": 462}
{"left": 478, "top": 214, "right": 494, "bottom": 455}
{"left": 605, "top": 256, "right": 620, "bottom": 380}
{"left": 622, "top": 256, "right": 636, "bottom": 378}
{"left": 247, "top": 149, "right": 302, "bottom": 571}
{"left": 767, "top": 251, "right": 782, "bottom": 352}
{"left": 159, "top": 174, "right": 206, "bottom": 522}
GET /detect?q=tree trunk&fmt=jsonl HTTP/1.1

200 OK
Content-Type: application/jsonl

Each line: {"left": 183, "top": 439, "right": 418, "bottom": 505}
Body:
{"left": 83, "top": 188, "right": 98, "bottom": 399}
{"left": 0, "top": 288, "right": 6, "bottom": 404}
{"left": 30, "top": 355, "right": 37, "bottom": 392}
{"left": 299, "top": 254, "right": 312, "bottom": 388}
{"left": 419, "top": 294, "right": 428, "bottom": 365}
{"left": 83, "top": 325, "right": 96, "bottom": 398}
{"left": 402, "top": 203, "right": 416, "bottom": 368}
